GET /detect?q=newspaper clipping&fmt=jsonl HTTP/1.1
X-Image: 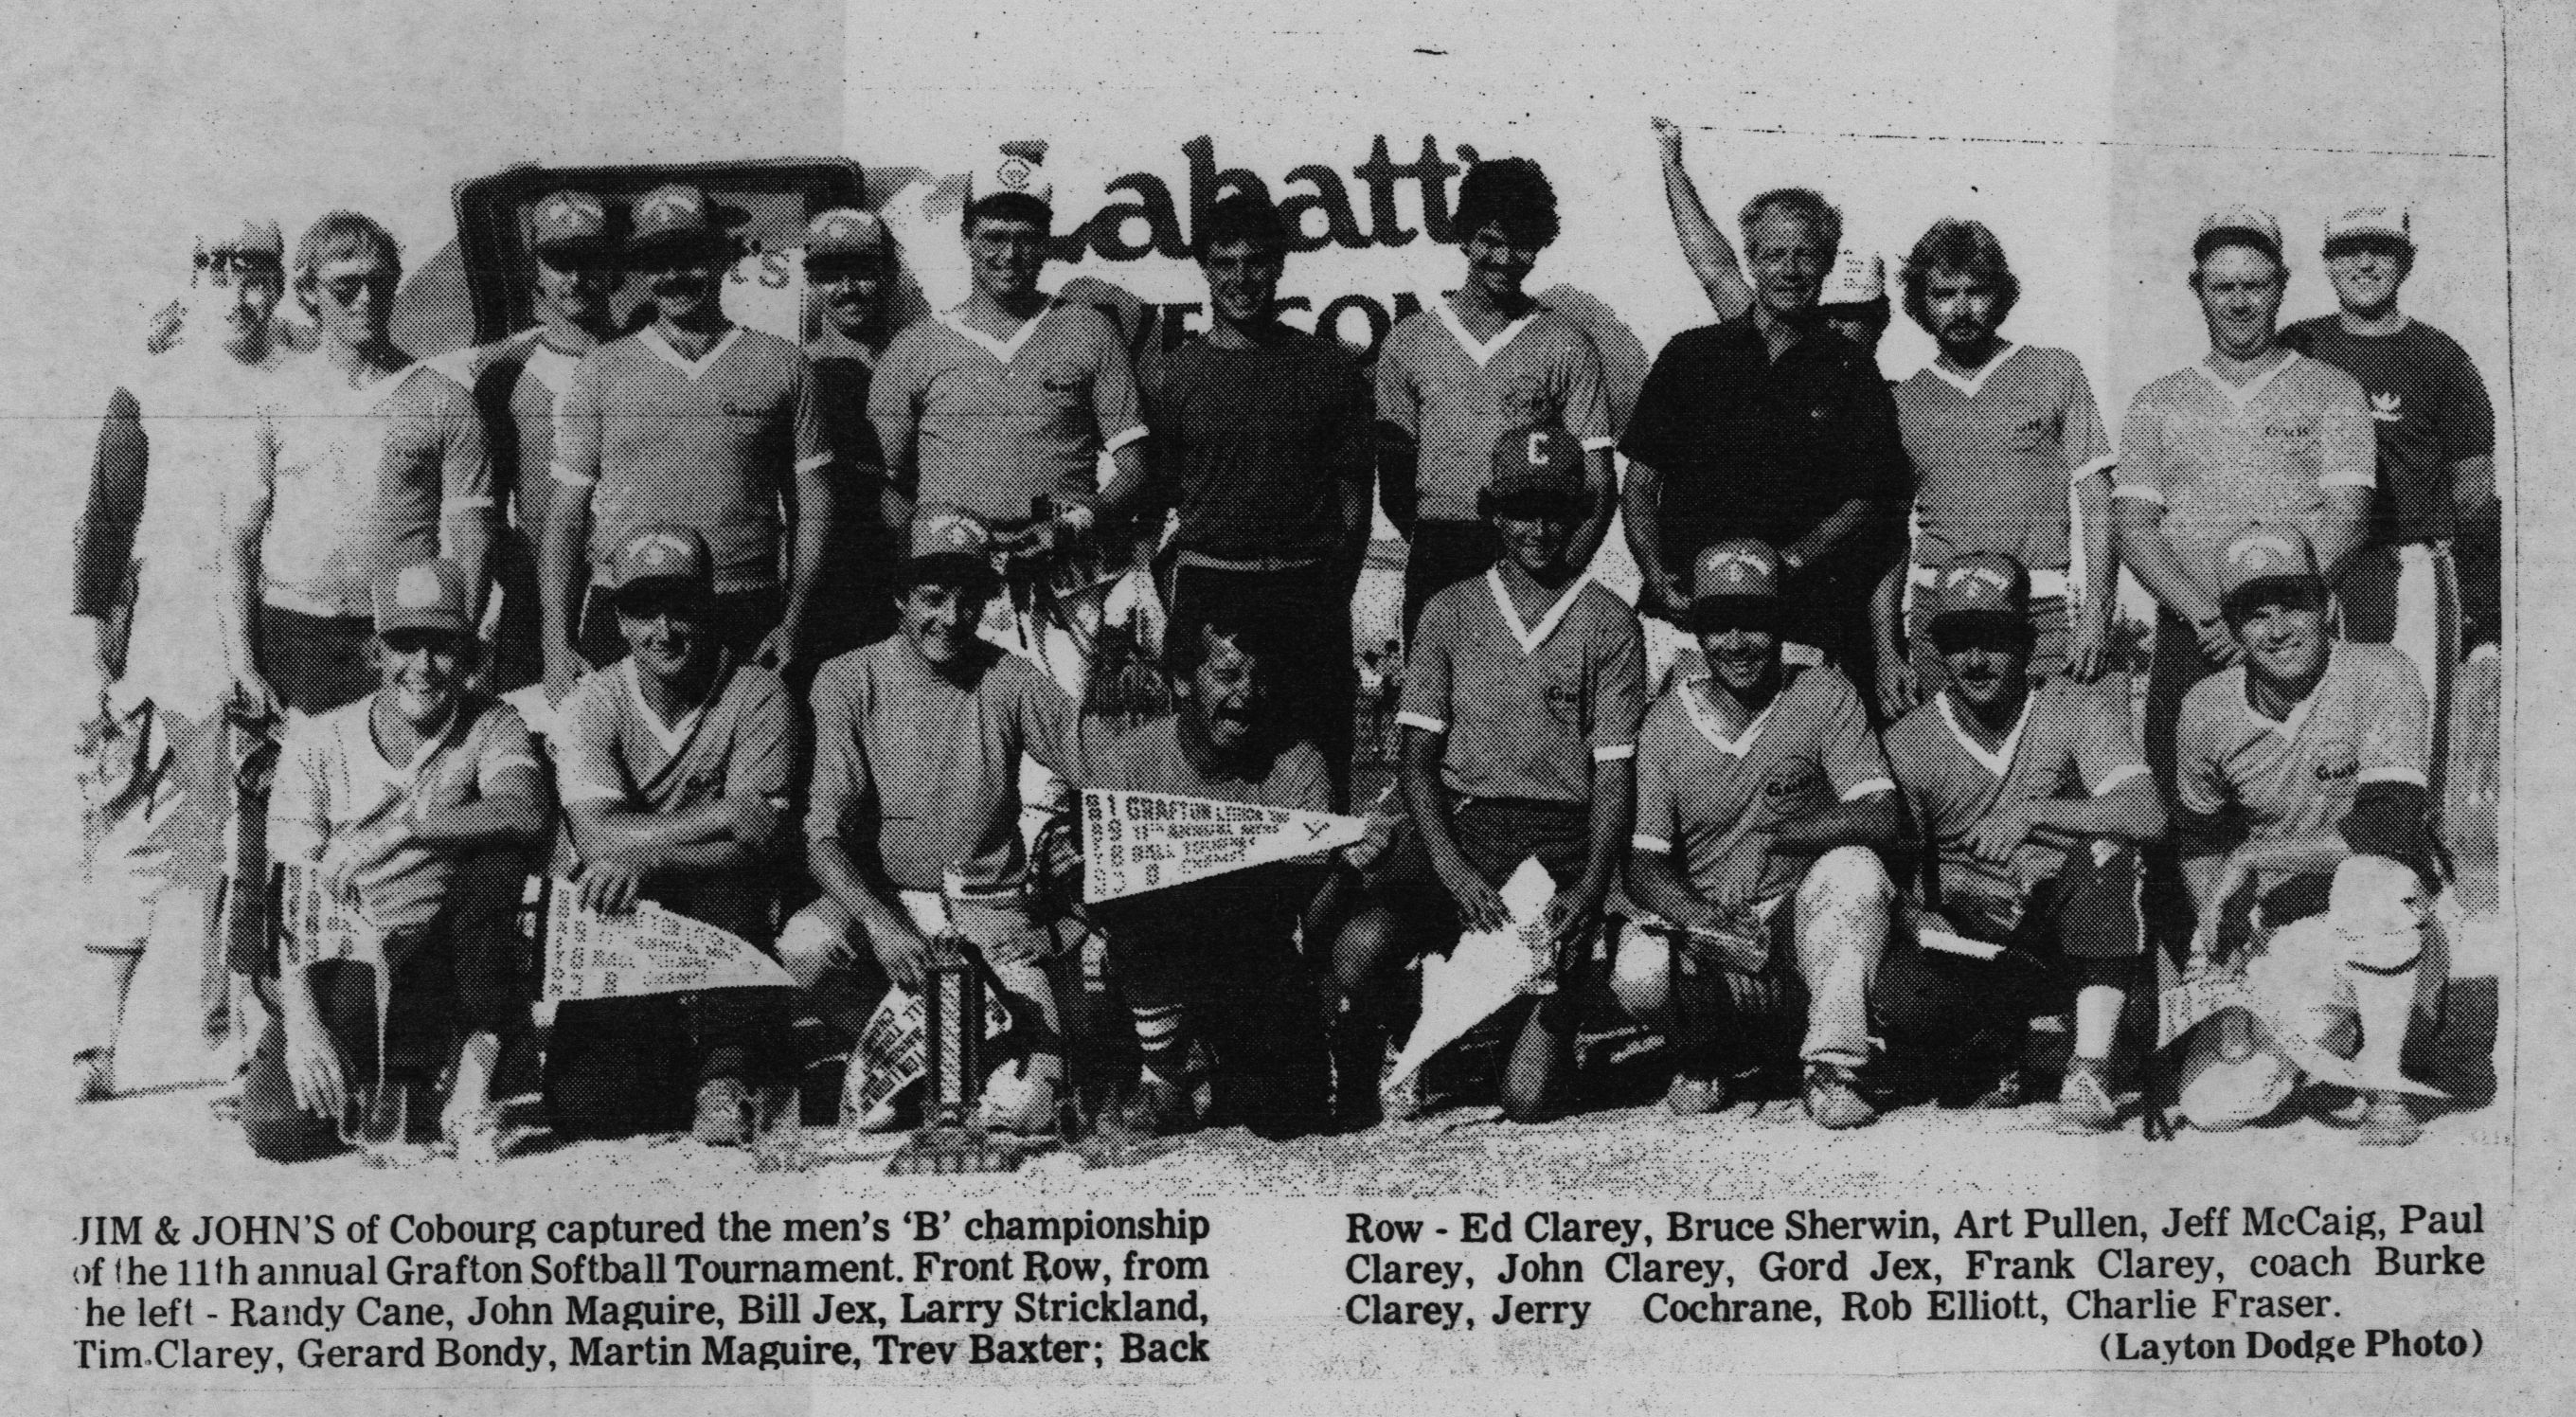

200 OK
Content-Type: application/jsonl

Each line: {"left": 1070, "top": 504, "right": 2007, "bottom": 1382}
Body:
{"left": 12, "top": 1, "right": 2571, "bottom": 1411}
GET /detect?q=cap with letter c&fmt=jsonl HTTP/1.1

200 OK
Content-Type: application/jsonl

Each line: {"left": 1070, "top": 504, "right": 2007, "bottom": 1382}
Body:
{"left": 1481, "top": 420, "right": 1586, "bottom": 515}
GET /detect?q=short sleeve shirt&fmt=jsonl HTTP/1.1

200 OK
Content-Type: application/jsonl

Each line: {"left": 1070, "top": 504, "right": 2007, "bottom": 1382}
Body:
{"left": 551, "top": 325, "right": 831, "bottom": 593}
{"left": 1893, "top": 343, "right": 2115, "bottom": 575}
{"left": 2281, "top": 316, "right": 2495, "bottom": 545}
{"left": 1886, "top": 678, "right": 2148, "bottom": 905}
{"left": 805, "top": 637, "right": 1086, "bottom": 894}
{"left": 1397, "top": 568, "right": 1645, "bottom": 805}
{"left": 1619, "top": 315, "right": 1911, "bottom": 570}
{"left": 1150, "top": 332, "right": 1373, "bottom": 563}
{"left": 552, "top": 655, "right": 800, "bottom": 942}
{"left": 469, "top": 327, "right": 593, "bottom": 528}
{"left": 868, "top": 301, "right": 1146, "bottom": 524}
{"left": 266, "top": 693, "right": 542, "bottom": 938}
{"left": 1372, "top": 303, "right": 1613, "bottom": 525}
{"left": 2175, "top": 642, "right": 2428, "bottom": 855}
{"left": 1630, "top": 665, "right": 1892, "bottom": 906}
{"left": 2113, "top": 352, "right": 2374, "bottom": 603}
{"left": 257, "top": 356, "right": 494, "bottom": 618}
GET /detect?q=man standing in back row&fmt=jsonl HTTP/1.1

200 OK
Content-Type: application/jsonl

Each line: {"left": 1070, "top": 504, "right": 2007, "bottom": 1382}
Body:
{"left": 2281, "top": 204, "right": 2496, "bottom": 801}
{"left": 542, "top": 184, "right": 835, "bottom": 703}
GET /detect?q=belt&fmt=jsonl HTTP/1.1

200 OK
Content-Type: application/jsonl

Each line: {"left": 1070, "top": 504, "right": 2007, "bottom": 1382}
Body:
{"left": 1911, "top": 565, "right": 2069, "bottom": 600}
{"left": 2391, "top": 541, "right": 2452, "bottom": 565}
{"left": 1174, "top": 548, "right": 1327, "bottom": 574}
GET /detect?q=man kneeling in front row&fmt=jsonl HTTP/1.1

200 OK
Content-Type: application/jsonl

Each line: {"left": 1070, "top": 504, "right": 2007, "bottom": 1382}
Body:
{"left": 2170, "top": 525, "right": 2447, "bottom": 1145}
{"left": 1882, "top": 554, "right": 2166, "bottom": 1130}
{"left": 1612, "top": 540, "right": 1902, "bottom": 1130}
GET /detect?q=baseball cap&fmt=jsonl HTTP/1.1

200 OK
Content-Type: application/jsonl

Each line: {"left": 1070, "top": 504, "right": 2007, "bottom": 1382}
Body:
{"left": 2322, "top": 204, "right": 2412, "bottom": 253}
{"left": 1821, "top": 251, "right": 1887, "bottom": 307}
{"left": 900, "top": 503, "right": 1001, "bottom": 591}
{"left": 530, "top": 189, "right": 615, "bottom": 258}
{"left": 2194, "top": 204, "right": 2283, "bottom": 263}
{"left": 372, "top": 559, "right": 474, "bottom": 640}
{"left": 201, "top": 218, "right": 284, "bottom": 272}
{"left": 1689, "top": 538, "right": 1788, "bottom": 633}
{"left": 2216, "top": 523, "right": 2325, "bottom": 620}
{"left": 628, "top": 184, "right": 733, "bottom": 259}
{"left": 1925, "top": 552, "right": 2033, "bottom": 645}
{"left": 1480, "top": 421, "right": 1586, "bottom": 515}
{"left": 804, "top": 207, "right": 889, "bottom": 262}
{"left": 607, "top": 525, "right": 714, "bottom": 611}
{"left": 970, "top": 139, "right": 1056, "bottom": 208}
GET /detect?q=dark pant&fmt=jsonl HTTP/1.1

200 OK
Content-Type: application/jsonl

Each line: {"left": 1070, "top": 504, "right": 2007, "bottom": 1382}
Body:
{"left": 1401, "top": 520, "right": 1498, "bottom": 642}
{"left": 1368, "top": 798, "right": 1594, "bottom": 1032}
{"left": 257, "top": 604, "right": 377, "bottom": 716}
{"left": 239, "top": 936, "right": 457, "bottom": 1163}
{"left": 544, "top": 986, "right": 796, "bottom": 1140}
{"left": 1166, "top": 559, "right": 1359, "bottom": 809}
{"left": 1109, "top": 909, "right": 1329, "bottom": 1139}
{"left": 2141, "top": 608, "right": 2228, "bottom": 958}
{"left": 578, "top": 583, "right": 786, "bottom": 671}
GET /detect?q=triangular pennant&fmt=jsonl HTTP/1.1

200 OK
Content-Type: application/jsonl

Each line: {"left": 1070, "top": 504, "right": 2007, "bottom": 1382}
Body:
{"left": 1081, "top": 789, "right": 1366, "bottom": 902}
{"left": 541, "top": 885, "right": 796, "bottom": 1000}
{"left": 1384, "top": 857, "right": 1559, "bottom": 1092}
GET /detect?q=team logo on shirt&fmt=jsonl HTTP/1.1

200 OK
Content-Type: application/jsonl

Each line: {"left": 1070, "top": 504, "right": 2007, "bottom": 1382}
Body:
{"left": 1763, "top": 761, "right": 1820, "bottom": 800}
{"left": 2370, "top": 391, "right": 2404, "bottom": 423}
{"left": 2312, "top": 742, "right": 2361, "bottom": 781}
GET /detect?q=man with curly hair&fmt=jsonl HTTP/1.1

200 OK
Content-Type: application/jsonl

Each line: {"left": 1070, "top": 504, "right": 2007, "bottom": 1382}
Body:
{"left": 1374, "top": 156, "right": 1615, "bottom": 636}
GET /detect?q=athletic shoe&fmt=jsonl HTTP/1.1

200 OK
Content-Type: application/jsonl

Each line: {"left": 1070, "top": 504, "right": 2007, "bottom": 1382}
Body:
{"left": 1121, "top": 1073, "right": 1202, "bottom": 1139}
{"left": 1975, "top": 1067, "right": 2031, "bottom": 1110}
{"left": 693, "top": 1079, "right": 751, "bottom": 1146}
{"left": 2355, "top": 1092, "right": 2424, "bottom": 1147}
{"left": 74, "top": 1048, "right": 115, "bottom": 1104}
{"left": 1664, "top": 1071, "right": 1729, "bottom": 1116}
{"left": 1802, "top": 1063, "right": 1876, "bottom": 1130}
{"left": 2055, "top": 1058, "right": 2120, "bottom": 1133}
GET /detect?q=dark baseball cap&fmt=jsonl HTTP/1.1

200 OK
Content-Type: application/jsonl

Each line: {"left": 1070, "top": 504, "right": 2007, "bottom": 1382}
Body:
{"left": 628, "top": 184, "right": 734, "bottom": 260}
{"left": 607, "top": 525, "right": 714, "bottom": 612}
{"left": 2216, "top": 523, "right": 2325, "bottom": 621}
{"left": 1689, "top": 539, "right": 1788, "bottom": 634}
{"left": 899, "top": 503, "right": 1001, "bottom": 593}
{"left": 1925, "top": 552, "right": 2033, "bottom": 647}
{"left": 372, "top": 559, "right": 474, "bottom": 640}
{"left": 1481, "top": 421, "right": 1587, "bottom": 517}
{"left": 530, "top": 190, "right": 616, "bottom": 259}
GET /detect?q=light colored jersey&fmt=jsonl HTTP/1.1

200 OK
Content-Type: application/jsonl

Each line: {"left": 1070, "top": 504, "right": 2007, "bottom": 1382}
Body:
{"left": 1886, "top": 677, "right": 2147, "bottom": 906}
{"left": 1373, "top": 302, "right": 1612, "bottom": 524}
{"left": 868, "top": 300, "right": 1146, "bottom": 524}
{"left": 2176, "top": 642, "right": 2427, "bottom": 849}
{"left": 1894, "top": 342, "right": 2113, "bottom": 577}
{"left": 267, "top": 693, "right": 540, "bottom": 933}
{"left": 1630, "top": 664, "right": 1891, "bottom": 906}
{"left": 1397, "top": 567, "right": 1645, "bottom": 805}
{"left": 550, "top": 324, "right": 830, "bottom": 593}
{"left": 249, "top": 355, "right": 494, "bottom": 618}
{"left": 2114, "top": 351, "right": 2373, "bottom": 602}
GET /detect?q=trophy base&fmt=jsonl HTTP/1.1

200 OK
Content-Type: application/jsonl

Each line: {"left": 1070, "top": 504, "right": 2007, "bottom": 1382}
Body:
{"left": 885, "top": 1125, "right": 1058, "bottom": 1175}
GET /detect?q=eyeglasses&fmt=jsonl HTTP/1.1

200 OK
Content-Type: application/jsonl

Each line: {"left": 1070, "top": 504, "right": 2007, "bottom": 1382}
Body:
{"left": 318, "top": 274, "right": 398, "bottom": 306}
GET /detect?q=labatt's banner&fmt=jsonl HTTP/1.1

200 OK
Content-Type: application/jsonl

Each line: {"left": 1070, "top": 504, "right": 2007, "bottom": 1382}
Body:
{"left": 1082, "top": 789, "right": 1367, "bottom": 903}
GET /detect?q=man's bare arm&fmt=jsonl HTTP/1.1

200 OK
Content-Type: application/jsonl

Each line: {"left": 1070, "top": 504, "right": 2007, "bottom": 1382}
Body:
{"left": 1653, "top": 117, "right": 1753, "bottom": 321}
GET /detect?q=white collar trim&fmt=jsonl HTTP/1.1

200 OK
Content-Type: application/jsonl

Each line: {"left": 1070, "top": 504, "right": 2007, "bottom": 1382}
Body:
{"left": 937, "top": 299, "right": 1057, "bottom": 364}
{"left": 1485, "top": 565, "right": 1587, "bottom": 655}
{"left": 2240, "top": 659, "right": 2324, "bottom": 743}
{"left": 1681, "top": 675, "right": 1780, "bottom": 759}
{"left": 1437, "top": 299, "right": 1537, "bottom": 368}
{"left": 621, "top": 655, "right": 712, "bottom": 758}
{"left": 1936, "top": 687, "right": 2033, "bottom": 780}
{"left": 641, "top": 324, "right": 742, "bottom": 381}
{"left": 2192, "top": 349, "right": 2299, "bottom": 408}
{"left": 1924, "top": 341, "right": 2024, "bottom": 399}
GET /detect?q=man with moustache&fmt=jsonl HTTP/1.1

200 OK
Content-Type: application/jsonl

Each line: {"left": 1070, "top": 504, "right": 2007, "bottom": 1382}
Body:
{"left": 868, "top": 181, "right": 1148, "bottom": 697}
{"left": 1080, "top": 610, "right": 1337, "bottom": 1139}
{"left": 224, "top": 212, "right": 497, "bottom": 719}
{"left": 1620, "top": 188, "right": 1909, "bottom": 689}
{"left": 2169, "top": 526, "right": 2442, "bottom": 1146}
{"left": 782, "top": 506, "right": 1097, "bottom": 1135}
{"left": 801, "top": 206, "right": 909, "bottom": 665}
{"left": 2113, "top": 206, "right": 2374, "bottom": 802}
{"left": 2281, "top": 206, "right": 2496, "bottom": 800}
{"left": 1095, "top": 193, "right": 1373, "bottom": 804}
{"left": 1610, "top": 540, "right": 1902, "bottom": 1130}
{"left": 1882, "top": 555, "right": 2165, "bottom": 1130}
{"left": 239, "top": 560, "right": 549, "bottom": 1162}
{"left": 544, "top": 527, "right": 803, "bottom": 1145}
{"left": 541, "top": 184, "right": 835, "bottom": 704}
{"left": 76, "top": 219, "right": 296, "bottom": 1102}
{"left": 1374, "top": 157, "right": 1616, "bottom": 637}
{"left": 1874, "top": 219, "right": 2119, "bottom": 719}
{"left": 456, "top": 190, "right": 625, "bottom": 692}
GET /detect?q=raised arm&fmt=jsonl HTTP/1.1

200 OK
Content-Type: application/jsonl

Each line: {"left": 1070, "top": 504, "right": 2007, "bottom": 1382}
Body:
{"left": 1653, "top": 117, "right": 1753, "bottom": 322}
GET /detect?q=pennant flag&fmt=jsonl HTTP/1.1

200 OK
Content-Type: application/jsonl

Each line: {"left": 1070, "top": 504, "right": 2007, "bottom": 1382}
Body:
{"left": 278, "top": 863, "right": 385, "bottom": 973}
{"left": 2157, "top": 970, "right": 2443, "bottom": 1099}
{"left": 1384, "top": 857, "right": 1559, "bottom": 1092}
{"left": 843, "top": 983, "right": 1017, "bottom": 1128}
{"left": 1082, "top": 788, "right": 1366, "bottom": 902}
{"left": 541, "top": 885, "right": 796, "bottom": 1001}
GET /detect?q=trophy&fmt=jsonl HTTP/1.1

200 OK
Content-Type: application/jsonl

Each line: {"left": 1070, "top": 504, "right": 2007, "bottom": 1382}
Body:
{"left": 886, "top": 872, "right": 1061, "bottom": 1175}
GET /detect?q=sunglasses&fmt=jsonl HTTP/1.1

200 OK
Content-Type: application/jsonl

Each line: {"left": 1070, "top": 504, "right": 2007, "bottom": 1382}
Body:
{"left": 318, "top": 274, "right": 398, "bottom": 306}
{"left": 380, "top": 629, "right": 469, "bottom": 656}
